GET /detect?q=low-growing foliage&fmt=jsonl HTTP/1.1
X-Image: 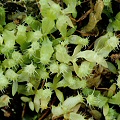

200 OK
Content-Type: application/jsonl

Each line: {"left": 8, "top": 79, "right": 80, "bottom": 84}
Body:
{"left": 0, "top": 0, "right": 120, "bottom": 119}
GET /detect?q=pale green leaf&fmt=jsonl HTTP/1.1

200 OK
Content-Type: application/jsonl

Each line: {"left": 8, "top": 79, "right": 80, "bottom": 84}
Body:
{"left": 34, "top": 96, "right": 40, "bottom": 113}
{"left": 87, "top": 94, "right": 108, "bottom": 108}
{"left": 70, "top": 112, "right": 85, "bottom": 120}
{"left": 103, "top": 104, "right": 109, "bottom": 116}
{"left": 117, "top": 74, "right": 120, "bottom": 88}
{"left": 4, "top": 22, "right": 16, "bottom": 31}
{"left": 62, "top": 94, "right": 83, "bottom": 110}
{"left": 65, "top": 16, "right": 74, "bottom": 28}
{"left": 16, "top": 25, "right": 27, "bottom": 45}
{"left": 69, "top": 35, "right": 88, "bottom": 45}
{"left": 12, "top": 81, "right": 18, "bottom": 96}
{"left": 63, "top": 0, "right": 77, "bottom": 15}
{"left": 55, "top": 44, "right": 71, "bottom": 63}
{"left": 56, "top": 16, "right": 67, "bottom": 37}
{"left": 55, "top": 89, "right": 64, "bottom": 102}
{"left": 75, "top": 50, "right": 108, "bottom": 68}
{"left": 109, "top": 92, "right": 120, "bottom": 105}
{"left": 42, "top": 17, "right": 55, "bottom": 35}
{"left": 56, "top": 15, "right": 74, "bottom": 37}
{"left": 3, "top": 30, "right": 16, "bottom": 44}
{"left": 40, "top": 37, "right": 54, "bottom": 64}
{"left": 0, "top": 95, "right": 10, "bottom": 108}
{"left": 52, "top": 105, "right": 64, "bottom": 118}
{"left": 29, "top": 101, "right": 34, "bottom": 111}
{"left": 69, "top": 79, "right": 87, "bottom": 89}
{"left": 21, "top": 96, "right": 31, "bottom": 102}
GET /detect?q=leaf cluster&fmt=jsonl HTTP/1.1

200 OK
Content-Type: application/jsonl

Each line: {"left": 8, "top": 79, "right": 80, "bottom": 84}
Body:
{"left": 0, "top": 0, "right": 120, "bottom": 119}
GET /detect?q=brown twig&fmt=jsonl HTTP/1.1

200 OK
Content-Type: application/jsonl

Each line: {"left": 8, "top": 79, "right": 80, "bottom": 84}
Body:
{"left": 21, "top": 103, "right": 26, "bottom": 120}
{"left": 70, "top": 9, "right": 92, "bottom": 23}
{"left": 38, "top": 108, "right": 51, "bottom": 120}
{"left": 87, "top": 42, "right": 95, "bottom": 50}
{"left": 96, "top": 88, "right": 109, "bottom": 90}
{"left": 76, "top": 9, "right": 92, "bottom": 22}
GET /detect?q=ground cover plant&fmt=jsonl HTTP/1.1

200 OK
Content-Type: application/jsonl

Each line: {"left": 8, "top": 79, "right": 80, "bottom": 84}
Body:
{"left": 0, "top": 0, "right": 120, "bottom": 120}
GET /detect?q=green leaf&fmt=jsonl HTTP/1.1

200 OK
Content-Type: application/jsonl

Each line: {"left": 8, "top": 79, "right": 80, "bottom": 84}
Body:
{"left": 42, "top": 17, "right": 55, "bottom": 35}
{"left": 35, "top": 89, "right": 52, "bottom": 110}
{"left": 0, "top": 7, "right": 6, "bottom": 26}
{"left": 55, "top": 44, "right": 71, "bottom": 63}
{"left": 0, "top": 25, "right": 3, "bottom": 33}
{"left": 75, "top": 50, "right": 108, "bottom": 68}
{"left": 112, "top": 19, "right": 120, "bottom": 31}
{"left": 82, "top": 88, "right": 101, "bottom": 96}
{"left": 107, "top": 62, "right": 117, "bottom": 74}
{"left": 0, "top": 35, "right": 3, "bottom": 45}
{"left": 55, "top": 89, "right": 64, "bottom": 102}
{"left": 107, "top": 83, "right": 116, "bottom": 97}
{"left": 69, "top": 112, "right": 85, "bottom": 120}
{"left": 116, "top": 60, "right": 120, "bottom": 70}
{"left": 0, "top": 95, "right": 10, "bottom": 108}
{"left": 3, "top": 30, "right": 16, "bottom": 44}
{"left": 63, "top": 0, "right": 77, "bottom": 6}
{"left": 69, "top": 78, "right": 87, "bottom": 90}
{"left": 103, "top": 103, "right": 109, "bottom": 116}
{"left": 69, "top": 35, "right": 89, "bottom": 45}
{"left": 117, "top": 114, "right": 120, "bottom": 120}
{"left": 94, "top": 32, "right": 119, "bottom": 57}
{"left": 30, "top": 20, "right": 41, "bottom": 31}
{"left": 52, "top": 105, "right": 64, "bottom": 118}
{"left": 41, "top": 0, "right": 61, "bottom": 20}
{"left": 63, "top": 0, "right": 77, "bottom": 15}
{"left": 73, "top": 61, "right": 95, "bottom": 78}
{"left": 40, "top": 37, "right": 54, "bottom": 64}
{"left": 94, "top": 32, "right": 112, "bottom": 48}
{"left": 29, "top": 101, "right": 34, "bottom": 111}
{"left": 56, "top": 15, "right": 74, "bottom": 37}
{"left": 94, "top": 32, "right": 112, "bottom": 51}
{"left": 25, "top": 15, "right": 34, "bottom": 24}
{"left": 16, "top": 25, "right": 27, "bottom": 46}
{"left": 21, "top": 96, "right": 31, "bottom": 102}
{"left": 18, "top": 85, "right": 35, "bottom": 96}
{"left": 117, "top": 74, "right": 120, "bottom": 88}
{"left": 40, "top": 0, "right": 65, "bottom": 21}
{"left": 34, "top": 96, "right": 40, "bottom": 113}
{"left": 36, "top": 66, "right": 49, "bottom": 80}
{"left": 65, "top": 16, "right": 74, "bottom": 28}
{"left": 103, "top": 0, "right": 112, "bottom": 6}
{"left": 112, "top": 12, "right": 120, "bottom": 31}
{"left": 115, "top": 12, "right": 120, "bottom": 20}
{"left": 109, "top": 92, "right": 120, "bottom": 105}
{"left": 26, "top": 31, "right": 42, "bottom": 42}
{"left": 86, "top": 94, "right": 108, "bottom": 108}
{"left": 56, "top": 16, "right": 67, "bottom": 37}
{"left": 25, "top": 16, "right": 40, "bottom": 31}
{"left": 105, "top": 108, "right": 119, "bottom": 120}
{"left": 62, "top": 94, "right": 83, "bottom": 110}
{"left": 4, "top": 22, "right": 16, "bottom": 31}
{"left": 12, "top": 81, "right": 18, "bottom": 96}
{"left": 67, "top": 26, "right": 77, "bottom": 36}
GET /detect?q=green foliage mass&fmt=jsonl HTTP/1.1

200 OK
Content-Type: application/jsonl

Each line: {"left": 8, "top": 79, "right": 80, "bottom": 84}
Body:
{"left": 0, "top": 0, "right": 120, "bottom": 119}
